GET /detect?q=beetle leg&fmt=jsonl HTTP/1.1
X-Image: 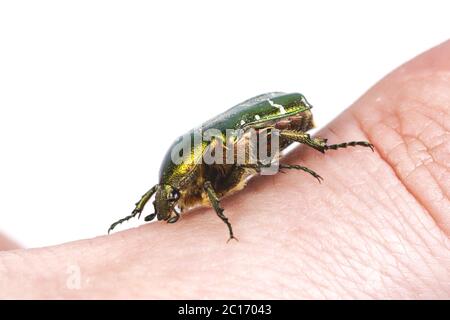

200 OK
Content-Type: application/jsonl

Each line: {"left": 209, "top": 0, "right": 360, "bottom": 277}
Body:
{"left": 203, "top": 181, "right": 238, "bottom": 242}
{"left": 323, "top": 140, "right": 374, "bottom": 152}
{"left": 278, "top": 164, "right": 323, "bottom": 183}
{"left": 108, "top": 184, "right": 158, "bottom": 233}
{"left": 238, "top": 162, "right": 323, "bottom": 183}
{"left": 279, "top": 130, "right": 374, "bottom": 153}
{"left": 167, "top": 212, "right": 180, "bottom": 224}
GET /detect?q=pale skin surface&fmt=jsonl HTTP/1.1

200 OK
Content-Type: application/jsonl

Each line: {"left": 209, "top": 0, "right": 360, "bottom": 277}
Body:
{"left": 1, "top": 41, "right": 449, "bottom": 299}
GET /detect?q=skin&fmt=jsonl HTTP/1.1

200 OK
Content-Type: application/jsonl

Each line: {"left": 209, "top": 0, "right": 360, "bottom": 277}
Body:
{"left": 0, "top": 233, "right": 20, "bottom": 252}
{"left": 1, "top": 40, "right": 449, "bottom": 299}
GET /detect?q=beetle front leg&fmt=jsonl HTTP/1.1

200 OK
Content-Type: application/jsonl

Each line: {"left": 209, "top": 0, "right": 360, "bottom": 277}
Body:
{"left": 108, "top": 184, "right": 158, "bottom": 233}
{"left": 278, "top": 164, "right": 323, "bottom": 182}
{"left": 204, "top": 181, "right": 238, "bottom": 242}
{"left": 279, "top": 130, "right": 374, "bottom": 153}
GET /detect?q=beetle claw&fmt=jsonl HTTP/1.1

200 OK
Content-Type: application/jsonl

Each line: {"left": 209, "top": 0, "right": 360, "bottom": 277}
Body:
{"left": 227, "top": 235, "right": 239, "bottom": 243}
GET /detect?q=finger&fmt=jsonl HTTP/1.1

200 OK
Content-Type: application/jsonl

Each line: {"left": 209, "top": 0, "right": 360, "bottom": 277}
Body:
{"left": 0, "top": 232, "right": 21, "bottom": 251}
{"left": 350, "top": 39, "right": 450, "bottom": 235}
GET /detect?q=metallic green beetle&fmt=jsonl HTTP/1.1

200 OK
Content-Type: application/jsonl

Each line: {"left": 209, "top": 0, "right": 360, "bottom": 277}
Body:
{"left": 108, "top": 92, "right": 373, "bottom": 241}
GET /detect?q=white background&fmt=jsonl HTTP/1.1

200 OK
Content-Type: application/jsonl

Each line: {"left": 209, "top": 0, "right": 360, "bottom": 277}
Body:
{"left": 0, "top": 1, "right": 448, "bottom": 248}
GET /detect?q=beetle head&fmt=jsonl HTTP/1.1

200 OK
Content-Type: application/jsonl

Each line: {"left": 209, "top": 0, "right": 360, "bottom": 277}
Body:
{"left": 152, "top": 184, "right": 180, "bottom": 221}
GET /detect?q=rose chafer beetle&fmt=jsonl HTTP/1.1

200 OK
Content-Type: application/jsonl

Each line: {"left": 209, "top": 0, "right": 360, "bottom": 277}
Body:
{"left": 108, "top": 92, "right": 373, "bottom": 241}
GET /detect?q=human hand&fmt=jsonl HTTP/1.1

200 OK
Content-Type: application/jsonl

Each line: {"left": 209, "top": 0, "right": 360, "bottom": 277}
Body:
{"left": 1, "top": 40, "right": 449, "bottom": 299}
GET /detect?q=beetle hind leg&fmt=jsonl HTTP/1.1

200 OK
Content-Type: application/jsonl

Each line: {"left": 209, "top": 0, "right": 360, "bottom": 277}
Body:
{"left": 238, "top": 162, "right": 323, "bottom": 183}
{"left": 204, "top": 181, "right": 238, "bottom": 242}
{"left": 279, "top": 130, "right": 373, "bottom": 153}
{"left": 324, "top": 140, "right": 374, "bottom": 152}
{"left": 108, "top": 185, "right": 158, "bottom": 233}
